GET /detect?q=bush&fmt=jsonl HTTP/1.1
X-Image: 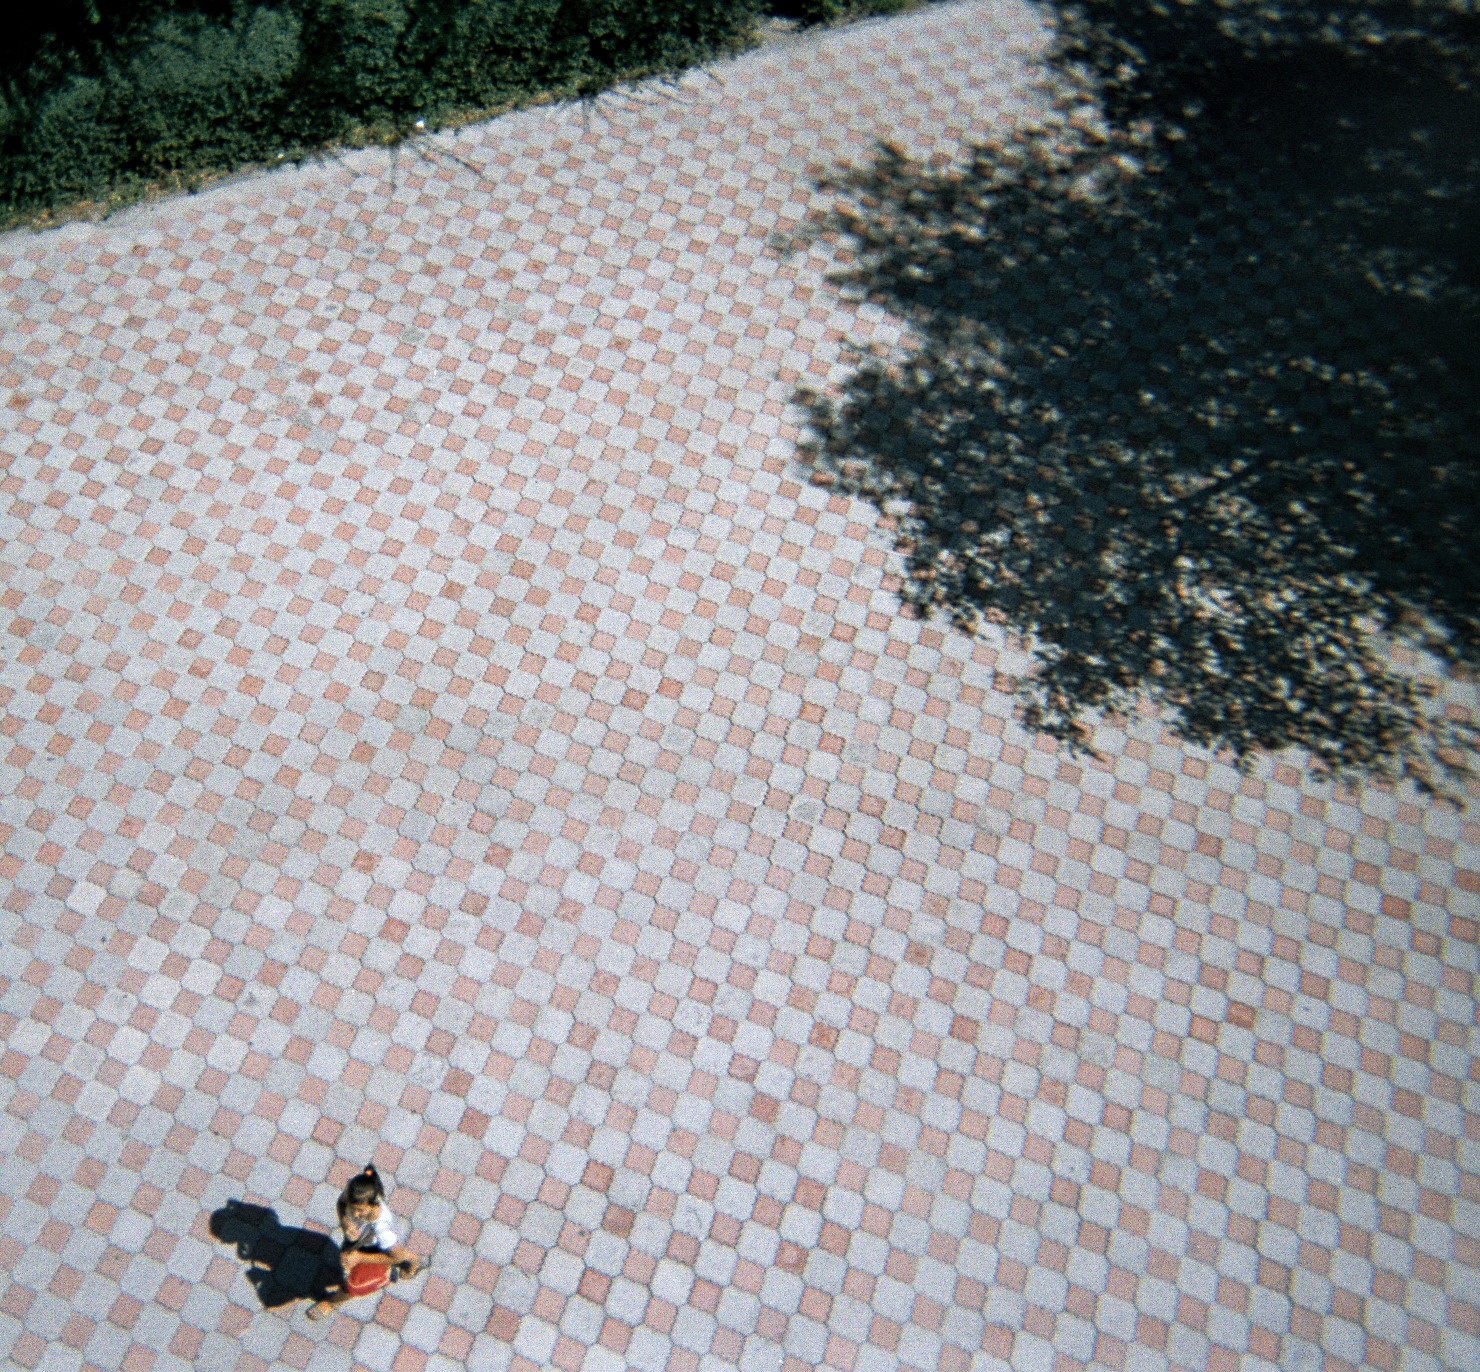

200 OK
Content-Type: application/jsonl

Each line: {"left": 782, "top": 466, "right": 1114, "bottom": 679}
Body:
{"left": 10, "top": 77, "right": 120, "bottom": 209}
{"left": 123, "top": 8, "right": 301, "bottom": 174}
{"left": 768, "top": 0, "right": 916, "bottom": 28}
{"left": 0, "top": 0, "right": 763, "bottom": 223}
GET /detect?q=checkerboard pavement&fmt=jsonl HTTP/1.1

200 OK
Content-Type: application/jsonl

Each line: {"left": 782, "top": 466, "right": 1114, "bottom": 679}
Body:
{"left": 1, "top": 3, "right": 1477, "bottom": 1370}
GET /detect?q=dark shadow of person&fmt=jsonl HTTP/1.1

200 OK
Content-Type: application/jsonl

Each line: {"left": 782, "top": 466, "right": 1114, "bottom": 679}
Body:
{"left": 782, "top": 0, "right": 1479, "bottom": 790}
{"left": 210, "top": 1201, "right": 342, "bottom": 1309}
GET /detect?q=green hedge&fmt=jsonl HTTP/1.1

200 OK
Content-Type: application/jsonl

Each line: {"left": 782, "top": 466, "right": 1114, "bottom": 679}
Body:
{"left": 0, "top": 0, "right": 764, "bottom": 222}
{"left": 774, "top": 0, "right": 917, "bottom": 28}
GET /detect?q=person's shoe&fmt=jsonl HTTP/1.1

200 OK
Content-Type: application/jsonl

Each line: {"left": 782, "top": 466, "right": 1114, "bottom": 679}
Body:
{"left": 307, "top": 1300, "right": 333, "bottom": 1321}
{"left": 396, "top": 1258, "right": 422, "bottom": 1279}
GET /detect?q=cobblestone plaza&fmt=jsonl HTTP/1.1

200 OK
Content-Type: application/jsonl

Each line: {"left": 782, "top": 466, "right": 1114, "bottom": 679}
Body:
{"left": 1, "top": 5, "right": 1477, "bottom": 1371}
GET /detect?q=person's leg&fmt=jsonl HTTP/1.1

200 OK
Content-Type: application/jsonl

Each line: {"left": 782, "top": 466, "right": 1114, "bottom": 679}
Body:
{"left": 307, "top": 1289, "right": 352, "bottom": 1320}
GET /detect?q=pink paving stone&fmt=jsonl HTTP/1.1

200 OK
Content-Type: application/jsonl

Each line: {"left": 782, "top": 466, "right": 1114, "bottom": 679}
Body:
{"left": 1, "top": 4, "right": 1478, "bottom": 1372}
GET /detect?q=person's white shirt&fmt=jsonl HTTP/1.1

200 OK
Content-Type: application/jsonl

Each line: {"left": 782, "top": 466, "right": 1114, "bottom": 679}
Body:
{"left": 346, "top": 1208, "right": 400, "bottom": 1252}
{"left": 365, "top": 1211, "right": 400, "bottom": 1251}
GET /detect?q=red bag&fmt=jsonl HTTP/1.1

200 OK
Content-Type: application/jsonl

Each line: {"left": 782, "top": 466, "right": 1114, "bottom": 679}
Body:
{"left": 343, "top": 1255, "right": 393, "bottom": 1297}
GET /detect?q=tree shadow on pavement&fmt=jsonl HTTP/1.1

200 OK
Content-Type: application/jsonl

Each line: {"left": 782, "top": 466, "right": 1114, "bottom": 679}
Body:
{"left": 786, "top": 0, "right": 1479, "bottom": 788}
{"left": 210, "top": 1200, "right": 341, "bottom": 1309}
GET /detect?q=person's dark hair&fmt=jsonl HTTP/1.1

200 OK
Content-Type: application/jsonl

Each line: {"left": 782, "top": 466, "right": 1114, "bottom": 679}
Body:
{"left": 343, "top": 1165, "right": 384, "bottom": 1205}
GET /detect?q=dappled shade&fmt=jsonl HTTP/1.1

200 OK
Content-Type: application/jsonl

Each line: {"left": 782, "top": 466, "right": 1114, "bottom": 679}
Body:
{"left": 789, "top": 0, "right": 1478, "bottom": 786}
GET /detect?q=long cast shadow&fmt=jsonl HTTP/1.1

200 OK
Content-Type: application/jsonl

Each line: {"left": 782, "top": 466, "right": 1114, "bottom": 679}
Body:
{"left": 210, "top": 1201, "right": 341, "bottom": 1309}
{"left": 787, "top": 0, "right": 1479, "bottom": 787}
